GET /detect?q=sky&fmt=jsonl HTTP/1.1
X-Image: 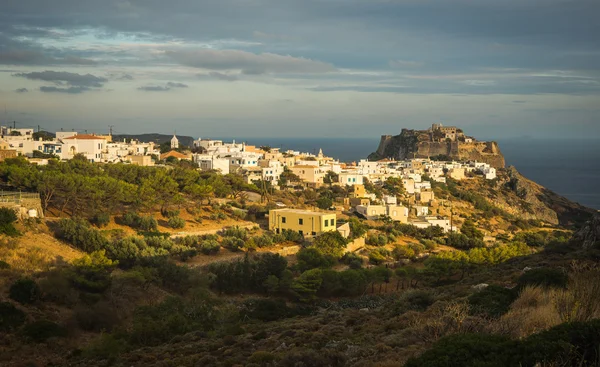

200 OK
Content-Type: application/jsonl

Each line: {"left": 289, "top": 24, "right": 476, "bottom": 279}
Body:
{"left": 1, "top": 0, "right": 599, "bottom": 139}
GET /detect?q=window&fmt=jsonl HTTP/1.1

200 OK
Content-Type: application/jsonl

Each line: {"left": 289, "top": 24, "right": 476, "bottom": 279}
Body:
{"left": 331, "top": 219, "right": 335, "bottom": 226}
{"left": 281, "top": 217, "right": 286, "bottom": 224}
{"left": 324, "top": 219, "right": 328, "bottom": 227}
{"left": 299, "top": 218, "right": 303, "bottom": 225}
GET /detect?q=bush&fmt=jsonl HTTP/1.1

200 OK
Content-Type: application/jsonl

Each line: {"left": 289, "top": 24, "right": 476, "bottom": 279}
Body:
{"left": 296, "top": 247, "right": 335, "bottom": 272}
{"left": 468, "top": 285, "right": 517, "bottom": 318}
{"left": 0, "top": 207, "right": 19, "bottom": 236}
{"left": 9, "top": 278, "right": 41, "bottom": 305}
{"left": 167, "top": 216, "right": 186, "bottom": 229}
{"left": 0, "top": 260, "right": 9, "bottom": 269}
{"left": 341, "top": 253, "right": 363, "bottom": 269}
{"left": 221, "top": 226, "right": 248, "bottom": 240}
{"left": 200, "top": 240, "right": 221, "bottom": 255}
{"left": 121, "top": 212, "right": 158, "bottom": 231}
{"left": 0, "top": 302, "right": 26, "bottom": 331}
{"left": 55, "top": 218, "right": 110, "bottom": 253}
{"left": 74, "top": 302, "right": 119, "bottom": 332}
{"left": 221, "top": 236, "right": 245, "bottom": 252}
{"left": 242, "top": 298, "right": 290, "bottom": 322}
{"left": 404, "top": 333, "right": 513, "bottom": 367}
{"left": 91, "top": 213, "right": 110, "bottom": 228}
{"left": 392, "top": 290, "right": 435, "bottom": 315}
{"left": 21, "top": 320, "right": 67, "bottom": 342}
{"left": 369, "top": 249, "right": 388, "bottom": 265}
{"left": 517, "top": 268, "right": 568, "bottom": 289}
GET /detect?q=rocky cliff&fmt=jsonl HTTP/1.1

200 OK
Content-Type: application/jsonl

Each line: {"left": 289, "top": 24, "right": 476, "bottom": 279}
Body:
{"left": 369, "top": 128, "right": 505, "bottom": 168}
{"left": 571, "top": 212, "right": 600, "bottom": 248}
{"left": 496, "top": 167, "right": 595, "bottom": 226}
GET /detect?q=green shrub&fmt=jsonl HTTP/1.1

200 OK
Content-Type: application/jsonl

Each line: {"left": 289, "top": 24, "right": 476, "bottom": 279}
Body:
{"left": 121, "top": 212, "right": 158, "bottom": 231}
{"left": 167, "top": 216, "right": 186, "bottom": 229}
{"left": 468, "top": 285, "right": 517, "bottom": 318}
{"left": 249, "top": 351, "right": 277, "bottom": 365}
{"left": 55, "top": 218, "right": 110, "bottom": 253}
{"left": 242, "top": 298, "right": 290, "bottom": 322}
{"left": 9, "top": 278, "right": 41, "bottom": 305}
{"left": 0, "top": 207, "right": 19, "bottom": 236}
{"left": 21, "top": 320, "right": 67, "bottom": 342}
{"left": 296, "top": 247, "right": 335, "bottom": 272}
{"left": 91, "top": 213, "right": 110, "bottom": 228}
{"left": 392, "top": 290, "right": 435, "bottom": 315}
{"left": 221, "top": 226, "right": 248, "bottom": 240}
{"left": 404, "top": 333, "right": 512, "bottom": 367}
{"left": 74, "top": 302, "right": 119, "bottom": 332}
{"left": 200, "top": 240, "right": 221, "bottom": 255}
{"left": 341, "top": 252, "right": 363, "bottom": 269}
{"left": 0, "top": 260, "right": 10, "bottom": 269}
{"left": 222, "top": 236, "right": 245, "bottom": 252}
{"left": 0, "top": 302, "right": 26, "bottom": 331}
{"left": 517, "top": 268, "right": 568, "bottom": 289}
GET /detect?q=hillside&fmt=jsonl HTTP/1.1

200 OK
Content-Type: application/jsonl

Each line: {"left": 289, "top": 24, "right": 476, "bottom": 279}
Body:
{"left": 0, "top": 150, "right": 599, "bottom": 367}
{"left": 111, "top": 133, "right": 195, "bottom": 147}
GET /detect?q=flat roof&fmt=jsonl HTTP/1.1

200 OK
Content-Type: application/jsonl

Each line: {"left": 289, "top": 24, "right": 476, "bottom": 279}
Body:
{"left": 270, "top": 208, "right": 335, "bottom": 216}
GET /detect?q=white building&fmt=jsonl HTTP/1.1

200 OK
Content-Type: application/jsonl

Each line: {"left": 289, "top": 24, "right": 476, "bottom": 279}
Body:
{"left": 60, "top": 134, "right": 107, "bottom": 162}
{"left": 194, "top": 154, "right": 230, "bottom": 174}
{"left": 171, "top": 135, "right": 179, "bottom": 149}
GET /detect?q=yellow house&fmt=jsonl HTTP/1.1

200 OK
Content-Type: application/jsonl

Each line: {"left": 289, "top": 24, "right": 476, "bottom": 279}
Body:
{"left": 269, "top": 209, "right": 336, "bottom": 236}
{"left": 349, "top": 184, "right": 367, "bottom": 198}
{"left": 290, "top": 165, "right": 326, "bottom": 185}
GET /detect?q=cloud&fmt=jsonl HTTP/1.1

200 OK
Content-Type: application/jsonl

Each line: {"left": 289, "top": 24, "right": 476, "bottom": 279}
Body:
{"left": 0, "top": 50, "right": 96, "bottom": 66}
{"left": 13, "top": 70, "right": 107, "bottom": 87}
{"left": 137, "top": 85, "right": 170, "bottom": 92}
{"left": 39, "top": 86, "right": 90, "bottom": 94}
{"left": 15, "top": 88, "right": 28, "bottom": 93}
{"left": 118, "top": 74, "right": 134, "bottom": 80}
{"left": 166, "top": 82, "right": 188, "bottom": 88}
{"left": 198, "top": 72, "right": 240, "bottom": 82}
{"left": 165, "top": 49, "right": 335, "bottom": 74}
{"left": 137, "top": 82, "right": 188, "bottom": 92}
{"left": 389, "top": 60, "right": 423, "bottom": 68}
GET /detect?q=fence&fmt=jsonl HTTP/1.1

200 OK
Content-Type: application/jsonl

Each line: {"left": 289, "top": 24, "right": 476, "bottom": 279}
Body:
{"left": 0, "top": 191, "right": 41, "bottom": 204}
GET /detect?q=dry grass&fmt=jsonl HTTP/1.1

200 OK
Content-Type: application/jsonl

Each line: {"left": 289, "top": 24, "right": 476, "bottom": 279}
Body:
{"left": 494, "top": 286, "right": 561, "bottom": 338}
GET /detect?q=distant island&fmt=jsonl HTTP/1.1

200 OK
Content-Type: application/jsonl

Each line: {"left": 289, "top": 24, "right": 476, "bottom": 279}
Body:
{"left": 369, "top": 123, "right": 505, "bottom": 168}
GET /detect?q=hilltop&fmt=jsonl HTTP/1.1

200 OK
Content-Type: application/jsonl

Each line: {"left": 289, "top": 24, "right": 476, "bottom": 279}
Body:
{"left": 111, "top": 133, "right": 195, "bottom": 147}
{"left": 369, "top": 124, "right": 505, "bottom": 168}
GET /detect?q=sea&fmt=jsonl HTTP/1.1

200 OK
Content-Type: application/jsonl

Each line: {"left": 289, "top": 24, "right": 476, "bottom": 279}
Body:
{"left": 229, "top": 137, "right": 600, "bottom": 210}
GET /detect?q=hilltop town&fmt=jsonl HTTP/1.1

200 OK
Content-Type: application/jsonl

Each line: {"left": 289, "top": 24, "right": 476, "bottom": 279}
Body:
{"left": 370, "top": 123, "right": 505, "bottom": 168}
{"left": 0, "top": 124, "right": 598, "bottom": 367}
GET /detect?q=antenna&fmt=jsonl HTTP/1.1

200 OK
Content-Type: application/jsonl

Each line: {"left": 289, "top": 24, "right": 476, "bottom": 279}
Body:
{"left": 109, "top": 125, "right": 114, "bottom": 136}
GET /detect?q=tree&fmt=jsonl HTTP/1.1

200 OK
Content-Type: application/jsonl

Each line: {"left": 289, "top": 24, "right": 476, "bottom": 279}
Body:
{"left": 291, "top": 269, "right": 323, "bottom": 302}
{"left": 9, "top": 278, "right": 41, "bottom": 304}
{"left": 296, "top": 248, "right": 334, "bottom": 272}
{"left": 383, "top": 176, "right": 405, "bottom": 196}
{"left": 316, "top": 196, "right": 333, "bottom": 210}
{"left": 312, "top": 231, "right": 347, "bottom": 258}
{"left": 323, "top": 171, "right": 339, "bottom": 186}
{"left": 348, "top": 217, "right": 368, "bottom": 238}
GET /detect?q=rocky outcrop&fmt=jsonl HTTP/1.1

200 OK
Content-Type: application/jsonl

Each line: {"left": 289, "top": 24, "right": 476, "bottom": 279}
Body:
{"left": 571, "top": 212, "right": 600, "bottom": 249}
{"left": 369, "top": 128, "right": 505, "bottom": 168}
{"left": 504, "top": 167, "right": 559, "bottom": 225}
{"left": 502, "top": 167, "right": 595, "bottom": 227}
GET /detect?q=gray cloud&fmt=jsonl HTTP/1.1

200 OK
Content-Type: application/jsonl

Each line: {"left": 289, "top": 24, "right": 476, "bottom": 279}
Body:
{"left": 15, "top": 87, "right": 28, "bottom": 93}
{"left": 13, "top": 70, "right": 107, "bottom": 87}
{"left": 165, "top": 49, "right": 335, "bottom": 74}
{"left": 198, "top": 72, "right": 240, "bottom": 82}
{"left": 0, "top": 49, "right": 96, "bottom": 66}
{"left": 166, "top": 82, "right": 188, "bottom": 88}
{"left": 40, "top": 86, "right": 90, "bottom": 94}
{"left": 137, "top": 85, "right": 170, "bottom": 92}
{"left": 389, "top": 60, "right": 423, "bottom": 68}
